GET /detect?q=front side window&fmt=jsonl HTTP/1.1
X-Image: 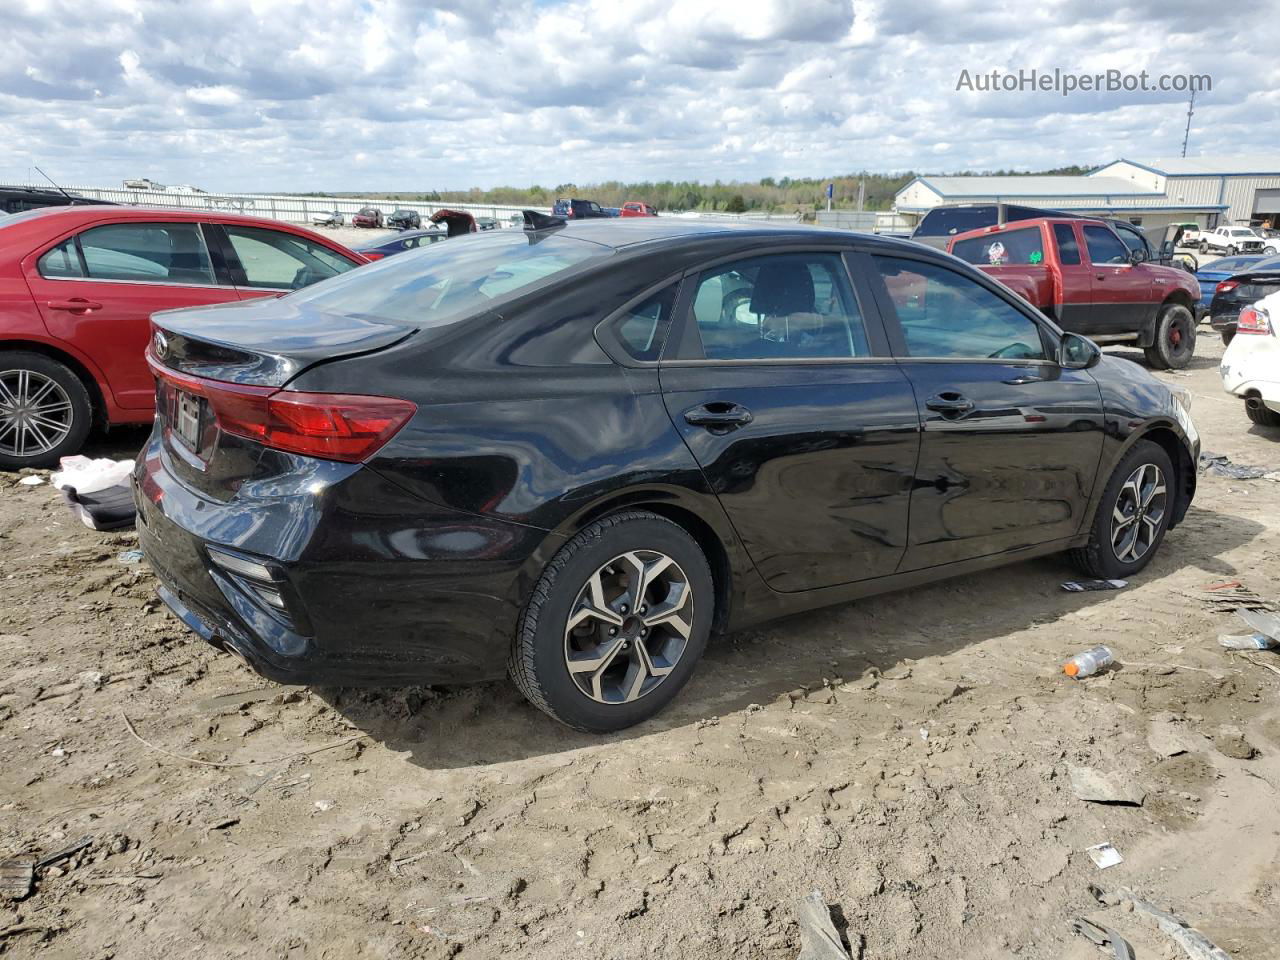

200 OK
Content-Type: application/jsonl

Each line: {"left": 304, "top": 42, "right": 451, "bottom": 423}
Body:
{"left": 873, "top": 256, "right": 1046, "bottom": 361}
{"left": 1053, "top": 223, "right": 1082, "bottom": 265}
{"left": 1113, "top": 224, "right": 1148, "bottom": 256}
{"left": 951, "top": 226, "right": 1044, "bottom": 266}
{"left": 78, "top": 222, "right": 216, "bottom": 285}
{"left": 224, "top": 226, "right": 358, "bottom": 290}
{"left": 37, "top": 238, "right": 84, "bottom": 278}
{"left": 1083, "top": 225, "right": 1130, "bottom": 265}
{"left": 690, "top": 253, "right": 869, "bottom": 360}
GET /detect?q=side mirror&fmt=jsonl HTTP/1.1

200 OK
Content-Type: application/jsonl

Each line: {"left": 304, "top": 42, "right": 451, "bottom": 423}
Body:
{"left": 1059, "top": 332, "right": 1102, "bottom": 369}
{"left": 1128, "top": 247, "right": 1148, "bottom": 264}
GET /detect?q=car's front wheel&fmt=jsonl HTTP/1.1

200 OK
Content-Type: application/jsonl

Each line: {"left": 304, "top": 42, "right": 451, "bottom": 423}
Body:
{"left": 509, "top": 511, "right": 713, "bottom": 732}
{"left": 1070, "top": 440, "right": 1175, "bottom": 579}
{"left": 1198, "top": 241, "right": 1208, "bottom": 254}
{"left": 0, "top": 352, "right": 93, "bottom": 470}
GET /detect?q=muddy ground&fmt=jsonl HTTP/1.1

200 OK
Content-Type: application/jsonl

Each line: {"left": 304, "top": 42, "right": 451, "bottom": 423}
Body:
{"left": 2, "top": 334, "right": 1279, "bottom": 960}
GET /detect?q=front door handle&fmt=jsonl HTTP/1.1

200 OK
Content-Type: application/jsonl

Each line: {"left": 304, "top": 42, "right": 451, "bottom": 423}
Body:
{"left": 684, "top": 402, "right": 754, "bottom": 429}
{"left": 46, "top": 298, "right": 102, "bottom": 312}
{"left": 925, "top": 393, "right": 975, "bottom": 416}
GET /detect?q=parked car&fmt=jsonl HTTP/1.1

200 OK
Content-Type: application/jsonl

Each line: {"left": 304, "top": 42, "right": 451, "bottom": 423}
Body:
{"left": 1193, "top": 255, "right": 1267, "bottom": 314}
{"left": 0, "top": 206, "right": 366, "bottom": 468}
{"left": 947, "top": 216, "right": 1202, "bottom": 368}
{"left": 552, "top": 198, "right": 610, "bottom": 219}
{"left": 135, "top": 218, "right": 1198, "bottom": 732}
{"left": 475, "top": 217, "right": 500, "bottom": 231}
{"left": 1173, "top": 222, "right": 1201, "bottom": 247}
{"left": 1220, "top": 290, "right": 1280, "bottom": 427}
{"left": 351, "top": 207, "right": 384, "bottom": 229}
{"left": 311, "top": 210, "right": 345, "bottom": 228}
{"left": 1198, "top": 225, "right": 1265, "bottom": 256}
{"left": 1207, "top": 255, "right": 1280, "bottom": 345}
{"left": 620, "top": 202, "right": 658, "bottom": 218}
{"left": 2, "top": 185, "right": 110, "bottom": 216}
{"left": 387, "top": 209, "right": 421, "bottom": 230}
{"left": 354, "top": 228, "right": 447, "bottom": 260}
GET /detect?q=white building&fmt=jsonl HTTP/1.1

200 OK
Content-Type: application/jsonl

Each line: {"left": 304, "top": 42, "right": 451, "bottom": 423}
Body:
{"left": 893, "top": 156, "right": 1280, "bottom": 233}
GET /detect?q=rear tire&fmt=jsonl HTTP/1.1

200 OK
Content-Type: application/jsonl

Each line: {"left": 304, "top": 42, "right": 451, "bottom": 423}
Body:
{"left": 0, "top": 352, "right": 93, "bottom": 470}
{"left": 509, "top": 511, "right": 713, "bottom": 733}
{"left": 1070, "top": 440, "right": 1175, "bottom": 580}
{"left": 1221, "top": 329, "right": 1235, "bottom": 347}
{"left": 1143, "top": 303, "right": 1196, "bottom": 370}
{"left": 1198, "top": 241, "right": 1208, "bottom": 254}
{"left": 1245, "top": 400, "right": 1280, "bottom": 427}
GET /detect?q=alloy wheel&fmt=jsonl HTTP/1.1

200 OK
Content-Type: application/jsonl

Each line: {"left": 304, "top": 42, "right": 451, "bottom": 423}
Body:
{"left": 0, "top": 369, "right": 75, "bottom": 459}
{"left": 1110, "top": 462, "right": 1167, "bottom": 563}
{"left": 563, "top": 550, "right": 693, "bottom": 704}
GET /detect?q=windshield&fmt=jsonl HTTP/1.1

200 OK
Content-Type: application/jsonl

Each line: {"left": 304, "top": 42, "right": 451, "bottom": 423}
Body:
{"left": 284, "top": 230, "right": 613, "bottom": 326}
{"left": 1229, "top": 228, "right": 1255, "bottom": 237}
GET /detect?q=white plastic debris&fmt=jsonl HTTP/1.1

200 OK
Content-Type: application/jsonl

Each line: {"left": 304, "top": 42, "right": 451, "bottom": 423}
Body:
{"left": 17, "top": 476, "right": 44, "bottom": 486}
{"left": 50, "top": 456, "right": 133, "bottom": 495}
{"left": 314, "top": 800, "right": 333, "bottom": 812}
{"left": 1086, "top": 842, "right": 1124, "bottom": 869}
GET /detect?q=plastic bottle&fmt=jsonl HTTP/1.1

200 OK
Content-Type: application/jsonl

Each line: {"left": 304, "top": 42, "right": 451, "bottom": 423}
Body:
{"left": 1219, "top": 633, "right": 1279, "bottom": 651}
{"left": 1063, "top": 645, "right": 1114, "bottom": 678}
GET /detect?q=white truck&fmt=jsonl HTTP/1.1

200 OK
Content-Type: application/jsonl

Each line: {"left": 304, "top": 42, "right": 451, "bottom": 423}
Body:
{"left": 1199, "top": 225, "right": 1266, "bottom": 256}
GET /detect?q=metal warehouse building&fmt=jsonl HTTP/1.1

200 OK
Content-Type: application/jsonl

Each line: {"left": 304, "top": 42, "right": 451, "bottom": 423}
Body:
{"left": 893, "top": 155, "right": 1280, "bottom": 233}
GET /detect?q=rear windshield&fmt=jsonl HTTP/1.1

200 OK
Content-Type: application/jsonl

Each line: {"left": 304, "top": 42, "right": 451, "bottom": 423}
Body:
{"left": 285, "top": 230, "right": 613, "bottom": 325}
{"left": 951, "top": 226, "right": 1044, "bottom": 266}
{"left": 914, "top": 208, "right": 995, "bottom": 237}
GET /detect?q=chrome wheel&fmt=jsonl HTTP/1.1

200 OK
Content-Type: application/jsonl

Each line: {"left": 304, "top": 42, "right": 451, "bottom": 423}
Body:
{"left": 0, "top": 369, "right": 75, "bottom": 459}
{"left": 563, "top": 550, "right": 693, "bottom": 704}
{"left": 1110, "top": 462, "right": 1166, "bottom": 563}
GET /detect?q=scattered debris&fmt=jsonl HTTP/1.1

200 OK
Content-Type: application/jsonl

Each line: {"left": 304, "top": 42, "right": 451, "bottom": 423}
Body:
{"left": 1202, "top": 579, "right": 1241, "bottom": 592}
{"left": 36, "top": 836, "right": 92, "bottom": 870}
{"left": 1069, "top": 917, "right": 1134, "bottom": 960}
{"left": 0, "top": 860, "right": 34, "bottom": 899}
{"left": 1089, "top": 885, "right": 1232, "bottom": 960}
{"left": 314, "top": 800, "right": 334, "bottom": 812}
{"left": 1213, "top": 725, "right": 1257, "bottom": 760}
{"left": 1069, "top": 766, "right": 1145, "bottom": 806}
{"left": 1063, "top": 645, "right": 1115, "bottom": 679}
{"left": 116, "top": 549, "right": 145, "bottom": 565}
{"left": 1219, "top": 632, "right": 1277, "bottom": 650}
{"left": 16, "top": 476, "right": 44, "bottom": 487}
{"left": 82, "top": 873, "right": 162, "bottom": 887}
{"left": 1085, "top": 843, "right": 1124, "bottom": 870}
{"left": 1236, "top": 608, "right": 1280, "bottom": 641}
{"left": 50, "top": 456, "right": 137, "bottom": 531}
{"left": 1187, "top": 582, "right": 1274, "bottom": 611}
{"left": 795, "top": 889, "right": 851, "bottom": 960}
{"left": 208, "top": 818, "right": 240, "bottom": 831}
{"left": 1147, "top": 719, "right": 1190, "bottom": 758}
{"left": 1242, "top": 653, "right": 1280, "bottom": 679}
{"left": 1062, "top": 579, "right": 1128, "bottom": 593}
{"left": 1198, "top": 451, "right": 1273, "bottom": 480}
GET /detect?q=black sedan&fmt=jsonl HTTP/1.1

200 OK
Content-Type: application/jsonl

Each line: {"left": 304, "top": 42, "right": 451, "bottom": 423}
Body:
{"left": 387, "top": 208, "right": 422, "bottom": 230}
{"left": 1207, "top": 255, "right": 1280, "bottom": 344}
{"left": 135, "top": 217, "right": 1198, "bottom": 732}
{"left": 353, "top": 228, "right": 447, "bottom": 260}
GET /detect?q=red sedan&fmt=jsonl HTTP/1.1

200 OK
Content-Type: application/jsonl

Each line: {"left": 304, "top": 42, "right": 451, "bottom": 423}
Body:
{"left": 619, "top": 202, "right": 657, "bottom": 217}
{"left": 0, "top": 206, "right": 367, "bottom": 468}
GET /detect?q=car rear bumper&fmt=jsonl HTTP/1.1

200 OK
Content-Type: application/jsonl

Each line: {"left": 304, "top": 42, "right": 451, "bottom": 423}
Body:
{"left": 1221, "top": 336, "right": 1280, "bottom": 409}
{"left": 133, "top": 428, "right": 557, "bottom": 687}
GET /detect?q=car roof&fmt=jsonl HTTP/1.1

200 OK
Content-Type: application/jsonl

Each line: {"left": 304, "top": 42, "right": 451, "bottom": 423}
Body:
{"left": 549, "top": 216, "right": 929, "bottom": 253}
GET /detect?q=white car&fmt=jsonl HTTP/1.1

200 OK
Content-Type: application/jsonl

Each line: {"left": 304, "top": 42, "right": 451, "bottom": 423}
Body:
{"left": 1221, "top": 290, "right": 1280, "bottom": 427}
{"left": 1200, "top": 225, "right": 1266, "bottom": 256}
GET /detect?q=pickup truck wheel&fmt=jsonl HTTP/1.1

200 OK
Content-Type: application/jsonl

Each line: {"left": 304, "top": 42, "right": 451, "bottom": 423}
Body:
{"left": 1226, "top": 245, "right": 1238, "bottom": 256}
{"left": 1198, "top": 241, "right": 1208, "bottom": 254}
{"left": 1143, "top": 303, "right": 1195, "bottom": 370}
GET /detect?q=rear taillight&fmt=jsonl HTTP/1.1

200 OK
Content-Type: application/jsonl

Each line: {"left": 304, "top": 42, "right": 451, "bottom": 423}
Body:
{"left": 1216, "top": 280, "right": 1239, "bottom": 294}
{"left": 148, "top": 357, "right": 416, "bottom": 462}
{"left": 1237, "top": 305, "right": 1272, "bottom": 336}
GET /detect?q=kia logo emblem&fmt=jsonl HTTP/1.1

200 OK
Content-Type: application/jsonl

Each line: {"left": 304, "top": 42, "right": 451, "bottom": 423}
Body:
{"left": 152, "top": 330, "right": 168, "bottom": 359}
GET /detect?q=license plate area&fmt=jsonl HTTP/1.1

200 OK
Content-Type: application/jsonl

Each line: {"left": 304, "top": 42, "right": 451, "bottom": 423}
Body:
{"left": 173, "top": 389, "right": 206, "bottom": 454}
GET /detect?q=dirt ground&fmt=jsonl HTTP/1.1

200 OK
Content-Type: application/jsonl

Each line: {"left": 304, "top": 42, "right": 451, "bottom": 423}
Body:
{"left": 3, "top": 333, "right": 1280, "bottom": 960}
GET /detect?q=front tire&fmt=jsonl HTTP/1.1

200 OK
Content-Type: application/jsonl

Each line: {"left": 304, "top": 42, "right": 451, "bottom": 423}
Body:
{"left": 1071, "top": 440, "right": 1175, "bottom": 579}
{"left": 1143, "top": 303, "right": 1196, "bottom": 370}
{"left": 1198, "top": 241, "right": 1208, "bottom": 254}
{"left": 509, "top": 511, "right": 713, "bottom": 732}
{"left": 0, "top": 352, "right": 93, "bottom": 470}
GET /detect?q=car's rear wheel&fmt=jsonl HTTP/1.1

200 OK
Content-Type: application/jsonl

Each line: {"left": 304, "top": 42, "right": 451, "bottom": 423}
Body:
{"left": 1198, "top": 241, "right": 1208, "bottom": 254}
{"left": 1070, "top": 440, "right": 1175, "bottom": 579}
{"left": 1143, "top": 303, "right": 1195, "bottom": 369}
{"left": 0, "top": 352, "right": 93, "bottom": 470}
{"left": 509, "top": 511, "right": 713, "bottom": 732}
{"left": 1245, "top": 398, "right": 1280, "bottom": 427}
{"left": 1221, "top": 329, "right": 1235, "bottom": 346}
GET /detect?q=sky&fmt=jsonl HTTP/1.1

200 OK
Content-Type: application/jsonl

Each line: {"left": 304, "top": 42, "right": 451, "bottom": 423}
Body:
{"left": 2, "top": 0, "right": 1277, "bottom": 193}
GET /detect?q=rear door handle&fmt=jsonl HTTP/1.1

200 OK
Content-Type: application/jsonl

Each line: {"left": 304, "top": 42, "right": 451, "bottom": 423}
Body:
{"left": 46, "top": 298, "right": 102, "bottom": 312}
{"left": 925, "top": 393, "right": 974, "bottom": 416}
{"left": 684, "top": 402, "right": 754, "bottom": 429}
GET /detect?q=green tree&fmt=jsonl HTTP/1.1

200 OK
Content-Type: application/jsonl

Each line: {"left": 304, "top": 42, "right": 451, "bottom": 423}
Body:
{"left": 724, "top": 193, "right": 747, "bottom": 214}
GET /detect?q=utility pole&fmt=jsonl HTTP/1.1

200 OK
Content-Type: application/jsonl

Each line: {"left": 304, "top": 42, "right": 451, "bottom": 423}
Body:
{"left": 1181, "top": 90, "right": 1195, "bottom": 158}
{"left": 856, "top": 180, "right": 865, "bottom": 213}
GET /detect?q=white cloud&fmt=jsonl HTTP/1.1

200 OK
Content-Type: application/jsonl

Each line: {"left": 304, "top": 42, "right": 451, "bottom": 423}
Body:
{"left": 0, "top": 0, "right": 1274, "bottom": 191}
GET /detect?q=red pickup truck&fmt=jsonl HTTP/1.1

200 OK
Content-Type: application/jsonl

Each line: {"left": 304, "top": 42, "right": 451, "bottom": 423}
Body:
{"left": 946, "top": 217, "right": 1201, "bottom": 368}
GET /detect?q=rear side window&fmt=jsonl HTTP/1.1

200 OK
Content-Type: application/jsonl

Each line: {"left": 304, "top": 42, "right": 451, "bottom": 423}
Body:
{"left": 79, "top": 223, "right": 216, "bottom": 285}
{"left": 873, "top": 256, "right": 1046, "bottom": 360}
{"left": 37, "top": 238, "right": 84, "bottom": 278}
{"left": 1083, "top": 225, "right": 1130, "bottom": 265}
{"left": 951, "top": 227, "right": 1043, "bottom": 266}
{"left": 1053, "top": 223, "right": 1081, "bottom": 265}
{"left": 224, "top": 225, "right": 358, "bottom": 290}
{"left": 612, "top": 285, "right": 678, "bottom": 361}
{"left": 690, "top": 253, "right": 870, "bottom": 360}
